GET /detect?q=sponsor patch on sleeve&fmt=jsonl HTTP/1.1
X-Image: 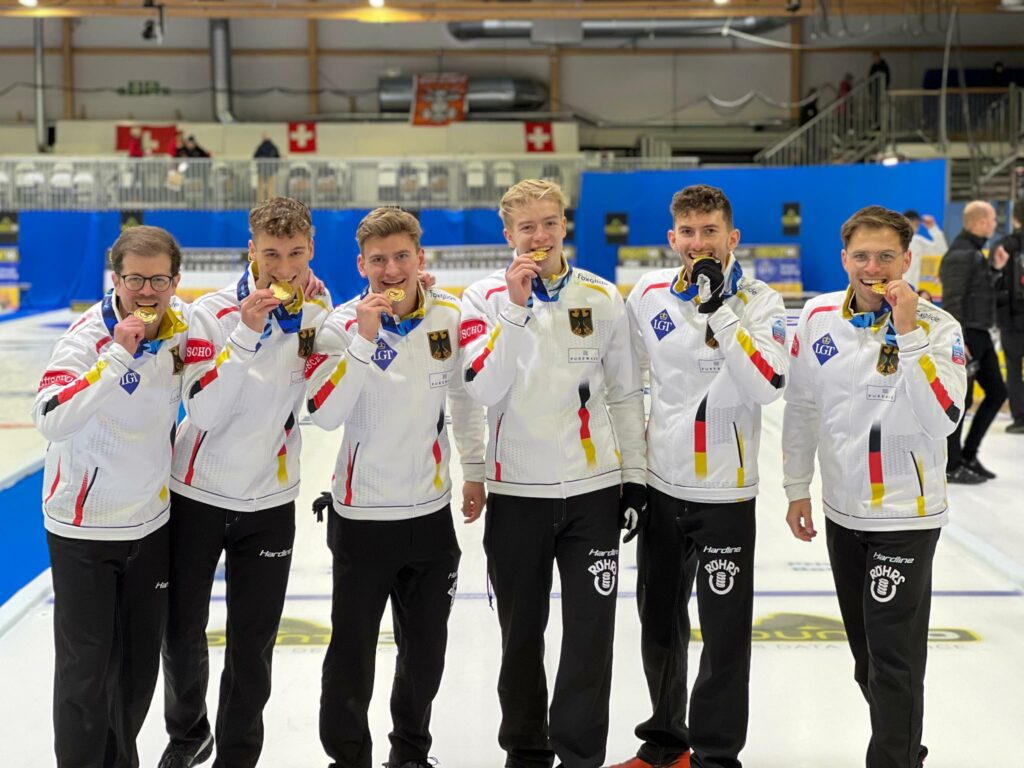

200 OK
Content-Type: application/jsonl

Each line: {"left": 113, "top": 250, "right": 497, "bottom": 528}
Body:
{"left": 459, "top": 319, "right": 487, "bottom": 347}
{"left": 951, "top": 335, "right": 965, "bottom": 365}
{"left": 184, "top": 338, "right": 216, "bottom": 364}
{"left": 38, "top": 369, "right": 76, "bottom": 391}
{"left": 790, "top": 333, "right": 801, "bottom": 358}
{"left": 304, "top": 352, "right": 328, "bottom": 379}
{"left": 772, "top": 316, "right": 787, "bottom": 345}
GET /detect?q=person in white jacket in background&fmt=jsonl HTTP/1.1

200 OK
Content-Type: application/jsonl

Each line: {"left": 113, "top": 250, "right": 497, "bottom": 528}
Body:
{"left": 459, "top": 179, "right": 646, "bottom": 768}
{"left": 305, "top": 208, "right": 486, "bottom": 768}
{"left": 902, "top": 210, "right": 947, "bottom": 291}
{"left": 610, "top": 184, "right": 789, "bottom": 768}
{"left": 783, "top": 205, "right": 967, "bottom": 768}
{"left": 33, "top": 225, "right": 188, "bottom": 768}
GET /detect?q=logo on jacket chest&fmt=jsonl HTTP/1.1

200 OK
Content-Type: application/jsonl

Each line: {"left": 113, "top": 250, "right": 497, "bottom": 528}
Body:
{"left": 373, "top": 339, "right": 397, "bottom": 371}
{"left": 650, "top": 309, "right": 676, "bottom": 341}
{"left": 171, "top": 345, "right": 184, "bottom": 374}
{"left": 119, "top": 370, "right": 141, "bottom": 395}
{"left": 297, "top": 328, "right": 315, "bottom": 359}
{"left": 428, "top": 329, "right": 452, "bottom": 360}
{"left": 876, "top": 344, "right": 899, "bottom": 376}
{"left": 568, "top": 307, "right": 593, "bottom": 337}
{"left": 812, "top": 333, "right": 839, "bottom": 365}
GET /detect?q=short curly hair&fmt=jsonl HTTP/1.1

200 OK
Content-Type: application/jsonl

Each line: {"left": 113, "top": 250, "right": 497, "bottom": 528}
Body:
{"left": 841, "top": 205, "right": 914, "bottom": 251}
{"left": 669, "top": 185, "right": 734, "bottom": 228}
{"left": 248, "top": 197, "right": 314, "bottom": 241}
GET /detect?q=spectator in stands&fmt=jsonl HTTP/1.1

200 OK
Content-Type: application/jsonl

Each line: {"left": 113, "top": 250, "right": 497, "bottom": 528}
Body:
{"left": 253, "top": 132, "right": 281, "bottom": 201}
{"left": 184, "top": 135, "right": 210, "bottom": 159}
{"left": 992, "top": 61, "right": 1009, "bottom": 88}
{"left": 127, "top": 126, "right": 146, "bottom": 159}
{"left": 994, "top": 201, "right": 1024, "bottom": 433}
{"left": 938, "top": 200, "right": 1009, "bottom": 483}
{"left": 173, "top": 130, "right": 188, "bottom": 158}
{"left": 799, "top": 87, "right": 819, "bottom": 125}
{"left": 869, "top": 51, "right": 891, "bottom": 89}
{"left": 903, "top": 210, "right": 948, "bottom": 288}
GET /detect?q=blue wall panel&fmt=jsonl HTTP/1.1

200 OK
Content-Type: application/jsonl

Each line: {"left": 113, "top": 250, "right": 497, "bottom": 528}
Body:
{"left": 575, "top": 160, "right": 948, "bottom": 293}
{"left": 0, "top": 469, "right": 47, "bottom": 607}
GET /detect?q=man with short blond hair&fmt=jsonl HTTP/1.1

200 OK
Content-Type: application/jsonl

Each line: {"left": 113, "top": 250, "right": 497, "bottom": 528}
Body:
{"left": 460, "top": 179, "right": 646, "bottom": 768}
{"left": 938, "top": 200, "right": 1008, "bottom": 483}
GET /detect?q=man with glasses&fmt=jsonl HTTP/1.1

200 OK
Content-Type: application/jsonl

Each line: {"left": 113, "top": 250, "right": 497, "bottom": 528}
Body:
{"left": 784, "top": 206, "right": 966, "bottom": 768}
{"left": 33, "top": 225, "right": 189, "bottom": 768}
{"left": 160, "top": 197, "right": 331, "bottom": 768}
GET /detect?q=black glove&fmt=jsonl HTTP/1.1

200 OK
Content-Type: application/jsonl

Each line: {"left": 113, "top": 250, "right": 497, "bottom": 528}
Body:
{"left": 620, "top": 482, "right": 648, "bottom": 544}
{"left": 691, "top": 257, "right": 726, "bottom": 315}
{"left": 311, "top": 491, "right": 332, "bottom": 522}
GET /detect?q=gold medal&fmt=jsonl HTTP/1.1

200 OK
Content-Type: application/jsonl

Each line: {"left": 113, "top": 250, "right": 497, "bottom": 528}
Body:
{"left": 530, "top": 249, "right": 548, "bottom": 262}
{"left": 384, "top": 287, "right": 406, "bottom": 303}
{"left": 270, "top": 281, "right": 293, "bottom": 301}
{"left": 133, "top": 307, "right": 158, "bottom": 324}
{"left": 869, "top": 282, "right": 888, "bottom": 295}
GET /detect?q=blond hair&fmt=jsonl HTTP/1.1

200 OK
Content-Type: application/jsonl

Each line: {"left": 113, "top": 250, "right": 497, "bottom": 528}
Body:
{"left": 356, "top": 207, "right": 422, "bottom": 253}
{"left": 840, "top": 205, "right": 914, "bottom": 251}
{"left": 248, "top": 197, "right": 314, "bottom": 241}
{"left": 499, "top": 179, "right": 568, "bottom": 228}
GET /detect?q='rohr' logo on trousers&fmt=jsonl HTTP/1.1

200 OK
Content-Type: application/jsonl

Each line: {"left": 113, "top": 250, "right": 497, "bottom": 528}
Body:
{"left": 869, "top": 564, "right": 906, "bottom": 603}
{"left": 705, "top": 559, "right": 740, "bottom": 595}
{"left": 588, "top": 559, "right": 617, "bottom": 596}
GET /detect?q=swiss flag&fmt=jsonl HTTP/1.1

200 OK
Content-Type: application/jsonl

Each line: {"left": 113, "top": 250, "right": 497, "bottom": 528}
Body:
{"left": 115, "top": 124, "right": 177, "bottom": 156}
{"left": 524, "top": 121, "right": 554, "bottom": 153}
{"left": 288, "top": 121, "right": 317, "bottom": 154}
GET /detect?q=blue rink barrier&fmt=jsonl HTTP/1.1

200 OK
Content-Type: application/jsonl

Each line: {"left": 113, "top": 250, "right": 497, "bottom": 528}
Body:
{"left": 0, "top": 468, "right": 47, "bottom": 608}
{"left": 16, "top": 160, "right": 947, "bottom": 311}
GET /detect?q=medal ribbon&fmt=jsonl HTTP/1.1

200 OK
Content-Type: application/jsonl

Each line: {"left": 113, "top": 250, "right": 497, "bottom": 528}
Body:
{"left": 669, "top": 256, "right": 744, "bottom": 305}
{"left": 103, "top": 291, "right": 186, "bottom": 358}
{"left": 238, "top": 264, "right": 303, "bottom": 336}
{"left": 843, "top": 287, "right": 899, "bottom": 346}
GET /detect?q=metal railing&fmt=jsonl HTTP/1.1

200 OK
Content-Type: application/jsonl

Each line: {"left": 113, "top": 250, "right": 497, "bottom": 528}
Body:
{"left": 887, "top": 86, "right": 1019, "bottom": 149}
{"left": 755, "top": 73, "right": 886, "bottom": 167}
{"left": 0, "top": 155, "right": 588, "bottom": 211}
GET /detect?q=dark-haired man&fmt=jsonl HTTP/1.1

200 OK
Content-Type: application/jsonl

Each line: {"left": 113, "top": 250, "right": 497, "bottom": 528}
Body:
{"left": 160, "top": 197, "right": 331, "bottom": 768}
{"left": 784, "top": 205, "right": 967, "bottom": 768}
{"left": 33, "top": 225, "right": 188, "bottom": 768}
{"left": 611, "top": 185, "right": 789, "bottom": 768}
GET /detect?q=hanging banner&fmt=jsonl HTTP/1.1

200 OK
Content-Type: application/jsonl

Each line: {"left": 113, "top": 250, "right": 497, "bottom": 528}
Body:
{"left": 524, "top": 121, "right": 554, "bottom": 152}
{"left": 288, "top": 121, "right": 318, "bottom": 154}
{"left": 411, "top": 74, "right": 469, "bottom": 126}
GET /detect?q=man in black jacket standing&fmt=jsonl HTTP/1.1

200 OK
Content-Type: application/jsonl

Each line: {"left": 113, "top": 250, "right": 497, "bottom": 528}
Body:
{"left": 994, "top": 201, "right": 1024, "bottom": 433}
{"left": 939, "top": 200, "right": 1008, "bottom": 483}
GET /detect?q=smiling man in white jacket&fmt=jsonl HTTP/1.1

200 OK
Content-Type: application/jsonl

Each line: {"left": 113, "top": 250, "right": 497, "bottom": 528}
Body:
{"left": 783, "top": 205, "right": 967, "bottom": 768}
{"left": 611, "top": 185, "right": 789, "bottom": 768}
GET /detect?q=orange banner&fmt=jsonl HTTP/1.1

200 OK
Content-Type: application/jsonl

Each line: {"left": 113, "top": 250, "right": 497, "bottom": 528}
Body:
{"left": 411, "top": 74, "right": 469, "bottom": 126}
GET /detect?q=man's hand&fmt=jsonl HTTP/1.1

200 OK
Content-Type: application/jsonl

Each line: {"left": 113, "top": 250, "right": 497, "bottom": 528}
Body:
{"left": 303, "top": 271, "right": 326, "bottom": 299}
{"left": 418, "top": 270, "right": 437, "bottom": 290}
{"left": 620, "top": 482, "right": 647, "bottom": 544}
{"left": 240, "top": 288, "right": 281, "bottom": 333}
{"left": 461, "top": 481, "right": 485, "bottom": 523}
{"left": 113, "top": 315, "right": 146, "bottom": 356}
{"left": 922, "top": 214, "right": 937, "bottom": 229}
{"left": 786, "top": 499, "right": 817, "bottom": 542}
{"left": 506, "top": 253, "right": 541, "bottom": 308}
{"left": 993, "top": 245, "right": 1010, "bottom": 270}
{"left": 885, "top": 279, "right": 919, "bottom": 335}
{"left": 692, "top": 258, "right": 726, "bottom": 314}
{"left": 311, "top": 491, "right": 332, "bottom": 522}
{"left": 356, "top": 292, "right": 392, "bottom": 342}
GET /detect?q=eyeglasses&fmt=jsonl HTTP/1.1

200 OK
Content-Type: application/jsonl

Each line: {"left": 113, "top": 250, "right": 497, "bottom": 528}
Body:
{"left": 119, "top": 273, "right": 174, "bottom": 291}
{"left": 847, "top": 251, "right": 901, "bottom": 266}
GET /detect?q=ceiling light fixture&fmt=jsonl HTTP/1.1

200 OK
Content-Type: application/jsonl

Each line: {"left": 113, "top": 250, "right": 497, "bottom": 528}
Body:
{"left": 369, "top": 0, "right": 385, "bottom": 7}
{"left": 18, "top": 0, "right": 40, "bottom": 8}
